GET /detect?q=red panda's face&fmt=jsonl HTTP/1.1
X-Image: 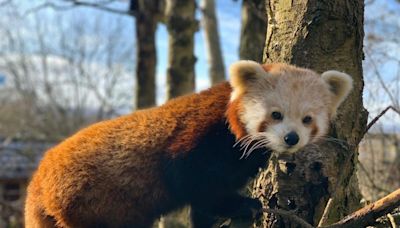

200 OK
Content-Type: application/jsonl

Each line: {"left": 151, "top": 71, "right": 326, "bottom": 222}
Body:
{"left": 227, "top": 61, "right": 353, "bottom": 156}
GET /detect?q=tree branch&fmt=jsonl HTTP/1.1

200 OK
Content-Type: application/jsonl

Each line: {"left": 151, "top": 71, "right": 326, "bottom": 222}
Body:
{"left": 257, "top": 188, "right": 400, "bottom": 228}
{"left": 318, "top": 198, "right": 334, "bottom": 227}
{"left": 63, "top": 0, "right": 133, "bottom": 15}
{"left": 325, "top": 188, "right": 400, "bottom": 228}
{"left": 387, "top": 213, "right": 396, "bottom": 228}
{"left": 25, "top": 0, "right": 133, "bottom": 16}
{"left": 364, "top": 105, "right": 400, "bottom": 134}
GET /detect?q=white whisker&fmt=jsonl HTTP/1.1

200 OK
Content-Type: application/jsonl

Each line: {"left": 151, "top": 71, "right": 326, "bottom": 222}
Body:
{"left": 235, "top": 133, "right": 270, "bottom": 159}
{"left": 245, "top": 142, "right": 269, "bottom": 158}
{"left": 248, "top": 139, "right": 268, "bottom": 154}
{"left": 233, "top": 135, "right": 251, "bottom": 147}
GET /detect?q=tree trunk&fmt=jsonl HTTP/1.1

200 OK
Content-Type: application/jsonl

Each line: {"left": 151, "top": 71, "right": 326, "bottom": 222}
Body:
{"left": 239, "top": 0, "right": 267, "bottom": 62}
{"left": 201, "top": 0, "right": 225, "bottom": 85}
{"left": 165, "top": 0, "right": 197, "bottom": 99}
{"left": 132, "top": 0, "right": 160, "bottom": 109}
{"left": 251, "top": 0, "right": 368, "bottom": 227}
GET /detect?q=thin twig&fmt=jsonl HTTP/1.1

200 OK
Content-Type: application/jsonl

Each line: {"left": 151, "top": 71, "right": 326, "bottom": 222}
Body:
{"left": 318, "top": 198, "right": 334, "bottom": 227}
{"left": 24, "top": 2, "right": 75, "bottom": 15}
{"left": 365, "top": 105, "right": 400, "bottom": 134}
{"left": 25, "top": 0, "right": 132, "bottom": 16}
{"left": 320, "top": 138, "right": 356, "bottom": 224}
{"left": 387, "top": 213, "right": 397, "bottom": 228}
{"left": 366, "top": 49, "right": 399, "bottom": 107}
{"left": 325, "top": 188, "right": 400, "bottom": 228}
{"left": 64, "top": 0, "right": 133, "bottom": 15}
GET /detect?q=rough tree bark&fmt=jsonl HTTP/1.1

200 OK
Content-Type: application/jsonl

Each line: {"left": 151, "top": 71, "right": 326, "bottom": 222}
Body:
{"left": 130, "top": 0, "right": 161, "bottom": 109}
{"left": 165, "top": 0, "right": 197, "bottom": 99}
{"left": 200, "top": 0, "right": 225, "bottom": 85}
{"left": 249, "top": 0, "right": 369, "bottom": 227}
{"left": 239, "top": 0, "right": 267, "bottom": 62}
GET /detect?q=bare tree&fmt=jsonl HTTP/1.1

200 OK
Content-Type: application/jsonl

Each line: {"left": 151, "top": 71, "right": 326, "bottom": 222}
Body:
{"left": 0, "top": 5, "right": 134, "bottom": 141}
{"left": 200, "top": 0, "right": 225, "bottom": 85}
{"left": 23, "top": 0, "right": 161, "bottom": 109}
{"left": 130, "top": 0, "right": 163, "bottom": 108}
{"left": 165, "top": 0, "right": 197, "bottom": 99}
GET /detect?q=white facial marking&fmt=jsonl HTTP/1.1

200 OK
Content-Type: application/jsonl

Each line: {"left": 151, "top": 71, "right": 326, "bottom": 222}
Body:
{"left": 241, "top": 98, "right": 267, "bottom": 135}
{"left": 230, "top": 90, "right": 241, "bottom": 102}
{"left": 314, "top": 113, "right": 329, "bottom": 141}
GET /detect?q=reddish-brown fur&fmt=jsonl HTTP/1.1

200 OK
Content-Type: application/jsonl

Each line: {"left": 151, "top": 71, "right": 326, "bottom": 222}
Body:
{"left": 226, "top": 98, "right": 247, "bottom": 139}
{"left": 257, "top": 120, "right": 268, "bottom": 133}
{"left": 310, "top": 121, "right": 319, "bottom": 138}
{"left": 25, "top": 83, "right": 236, "bottom": 228}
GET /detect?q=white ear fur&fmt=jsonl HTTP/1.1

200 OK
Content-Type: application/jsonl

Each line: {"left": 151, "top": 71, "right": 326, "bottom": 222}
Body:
{"left": 229, "top": 60, "right": 266, "bottom": 101}
{"left": 321, "top": 70, "right": 353, "bottom": 117}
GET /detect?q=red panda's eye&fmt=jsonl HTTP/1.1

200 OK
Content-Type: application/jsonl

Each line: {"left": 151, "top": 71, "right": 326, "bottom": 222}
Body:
{"left": 303, "top": 116, "right": 312, "bottom": 124}
{"left": 271, "top": 111, "right": 283, "bottom": 120}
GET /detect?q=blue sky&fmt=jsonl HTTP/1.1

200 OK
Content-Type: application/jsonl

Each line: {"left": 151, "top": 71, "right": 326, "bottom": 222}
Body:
{"left": 2, "top": 0, "right": 400, "bottom": 132}
{"left": 0, "top": 74, "right": 5, "bottom": 85}
{"left": 155, "top": 0, "right": 242, "bottom": 104}
{"left": 363, "top": 0, "right": 400, "bottom": 132}
{"left": 4, "top": 0, "right": 242, "bottom": 105}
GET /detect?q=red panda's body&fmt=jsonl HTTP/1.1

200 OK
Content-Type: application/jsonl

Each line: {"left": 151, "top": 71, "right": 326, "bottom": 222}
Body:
{"left": 25, "top": 82, "right": 269, "bottom": 228}
{"left": 25, "top": 61, "right": 354, "bottom": 228}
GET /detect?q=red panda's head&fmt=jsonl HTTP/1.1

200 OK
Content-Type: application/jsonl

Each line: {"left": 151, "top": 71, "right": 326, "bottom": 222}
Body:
{"left": 226, "top": 60, "right": 353, "bottom": 156}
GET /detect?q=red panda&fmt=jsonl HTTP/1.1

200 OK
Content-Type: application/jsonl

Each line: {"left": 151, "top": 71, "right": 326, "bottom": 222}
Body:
{"left": 24, "top": 61, "right": 353, "bottom": 228}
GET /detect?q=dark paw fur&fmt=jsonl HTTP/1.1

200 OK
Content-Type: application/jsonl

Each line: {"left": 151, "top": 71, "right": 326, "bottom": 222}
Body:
{"left": 232, "top": 197, "right": 263, "bottom": 220}
{"left": 244, "top": 198, "right": 263, "bottom": 220}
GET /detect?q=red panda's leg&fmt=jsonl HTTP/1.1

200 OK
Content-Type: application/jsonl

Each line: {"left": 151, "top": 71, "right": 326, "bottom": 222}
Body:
{"left": 212, "top": 195, "right": 263, "bottom": 219}
{"left": 191, "top": 194, "right": 262, "bottom": 226}
{"left": 190, "top": 208, "right": 217, "bottom": 228}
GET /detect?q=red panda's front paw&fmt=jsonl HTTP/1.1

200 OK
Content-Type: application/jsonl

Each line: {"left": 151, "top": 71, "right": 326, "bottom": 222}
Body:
{"left": 228, "top": 197, "right": 263, "bottom": 221}
{"left": 244, "top": 198, "right": 263, "bottom": 220}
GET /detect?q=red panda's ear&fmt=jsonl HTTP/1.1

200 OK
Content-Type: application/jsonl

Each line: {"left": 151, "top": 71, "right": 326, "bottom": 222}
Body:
{"left": 229, "top": 60, "right": 267, "bottom": 101}
{"left": 321, "top": 70, "right": 353, "bottom": 117}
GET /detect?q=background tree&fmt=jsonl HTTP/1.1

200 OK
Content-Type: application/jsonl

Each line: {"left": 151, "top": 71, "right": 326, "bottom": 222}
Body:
{"left": 239, "top": 0, "right": 267, "bottom": 62}
{"left": 251, "top": 0, "right": 368, "bottom": 226}
{"left": 200, "top": 0, "right": 225, "bottom": 85}
{"left": 165, "top": 0, "right": 197, "bottom": 99}
{"left": 130, "top": 0, "right": 162, "bottom": 108}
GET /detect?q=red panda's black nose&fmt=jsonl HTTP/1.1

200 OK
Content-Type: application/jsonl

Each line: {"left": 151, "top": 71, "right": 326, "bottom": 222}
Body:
{"left": 284, "top": 131, "right": 299, "bottom": 146}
